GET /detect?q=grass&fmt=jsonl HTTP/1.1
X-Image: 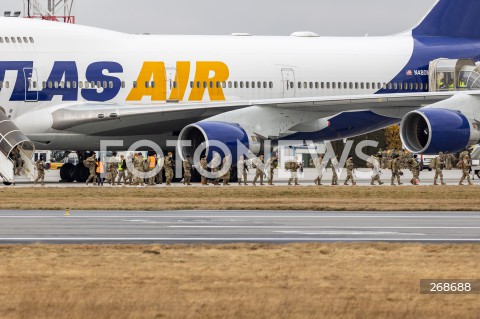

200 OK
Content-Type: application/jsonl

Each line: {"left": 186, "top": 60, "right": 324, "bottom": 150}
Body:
{"left": 1, "top": 186, "right": 480, "bottom": 211}
{"left": 0, "top": 243, "right": 478, "bottom": 319}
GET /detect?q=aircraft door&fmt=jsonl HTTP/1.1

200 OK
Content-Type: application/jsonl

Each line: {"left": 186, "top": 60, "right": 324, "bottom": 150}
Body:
{"left": 166, "top": 67, "right": 179, "bottom": 102}
{"left": 282, "top": 68, "right": 295, "bottom": 98}
{"left": 23, "top": 68, "right": 38, "bottom": 102}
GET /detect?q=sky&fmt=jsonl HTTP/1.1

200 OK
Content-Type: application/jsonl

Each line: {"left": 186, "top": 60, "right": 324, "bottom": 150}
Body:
{"left": 0, "top": 0, "right": 436, "bottom": 36}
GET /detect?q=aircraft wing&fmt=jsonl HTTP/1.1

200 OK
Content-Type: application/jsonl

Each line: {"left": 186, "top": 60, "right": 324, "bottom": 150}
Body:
{"left": 50, "top": 91, "right": 472, "bottom": 136}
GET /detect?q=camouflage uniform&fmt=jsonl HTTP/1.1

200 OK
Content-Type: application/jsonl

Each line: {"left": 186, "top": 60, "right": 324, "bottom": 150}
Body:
{"left": 147, "top": 155, "right": 157, "bottom": 186}
{"left": 267, "top": 156, "right": 277, "bottom": 185}
{"left": 164, "top": 155, "right": 173, "bottom": 186}
{"left": 220, "top": 156, "right": 231, "bottom": 185}
{"left": 34, "top": 159, "right": 45, "bottom": 186}
{"left": 459, "top": 157, "right": 473, "bottom": 185}
{"left": 433, "top": 153, "right": 446, "bottom": 185}
{"left": 211, "top": 154, "right": 221, "bottom": 185}
{"left": 117, "top": 157, "right": 127, "bottom": 186}
{"left": 132, "top": 155, "right": 145, "bottom": 186}
{"left": 344, "top": 158, "right": 356, "bottom": 186}
{"left": 287, "top": 161, "right": 300, "bottom": 186}
{"left": 390, "top": 157, "right": 403, "bottom": 186}
{"left": 408, "top": 157, "right": 420, "bottom": 185}
{"left": 381, "top": 150, "right": 388, "bottom": 169}
{"left": 183, "top": 158, "right": 192, "bottom": 185}
{"left": 106, "top": 160, "right": 118, "bottom": 186}
{"left": 253, "top": 155, "right": 264, "bottom": 186}
{"left": 237, "top": 157, "right": 248, "bottom": 185}
{"left": 85, "top": 155, "right": 97, "bottom": 186}
{"left": 200, "top": 157, "right": 209, "bottom": 185}
{"left": 312, "top": 155, "right": 325, "bottom": 186}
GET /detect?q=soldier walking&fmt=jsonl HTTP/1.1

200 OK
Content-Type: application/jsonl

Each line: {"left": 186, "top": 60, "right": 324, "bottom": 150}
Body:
{"left": 34, "top": 155, "right": 46, "bottom": 186}
{"left": 331, "top": 155, "right": 339, "bottom": 186}
{"left": 117, "top": 155, "right": 127, "bottom": 186}
{"left": 369, "top": 154, "right": 384, "bottom": 185}
{"left": 220, "top": 155, "right": 232, "bottom": 185}
{"left": 200, "top": 155, "right": 209, "bottom": 185}
{"left": 391, "top": 154, "right": 403, "bottom": 186}
{"left": 164, "top": 152, "right": 174, "bottom": 186}
{"left": 132, "top": 153, "right": 145, "bottom": 186}
{"left": 286, "top": 159, "right": 300, "bottom": 186}
{"left": 311, "top": 154, "right": 325, "bottom": 186}
{"left": 458, "top": 154, "right": 473, "bottom": 185}
{"left": 408, "top": 154, "right": 420, "bottom": 185}
{"left": 252, "top": 155, "right": 265, "bottom": 186}
{"left": 183, "top": 155, "right": 192, "bottom": 185}
{"left": 147, "top": 153, "right": 157, "bottom": 186}
{"left": 344, "top": 156, "right": 356, "bottom": 186}
{"left": 433, "top": 152, "right": 446, "bottom": 185}
{"left": 237, "top": 156, "right": 248, "bottom": 185}
{"left": 85, "top": 152, "right": 97, "bottom": 186}
{"left": 266, "top": 156, "right": 278, "bottom": 185}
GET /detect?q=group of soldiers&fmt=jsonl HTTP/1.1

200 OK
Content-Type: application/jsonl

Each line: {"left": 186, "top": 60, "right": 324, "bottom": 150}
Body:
{"left": 27, "top": 147, "right": 476, "bottom": 187}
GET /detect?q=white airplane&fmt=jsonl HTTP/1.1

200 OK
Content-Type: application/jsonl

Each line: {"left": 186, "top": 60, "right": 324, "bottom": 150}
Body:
{"left": 1, "top": 0, "right": 480, "bottom": 183}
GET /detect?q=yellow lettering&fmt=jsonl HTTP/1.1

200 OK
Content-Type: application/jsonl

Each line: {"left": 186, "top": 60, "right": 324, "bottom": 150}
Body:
{"left": 126, "top": 62, "right": 166, "bottom": 101}
{"left": 169, "top": 61, "right": 190, "bottom": 101}
{"left": 188, "top": 62, "right": 229, "bottom": 101}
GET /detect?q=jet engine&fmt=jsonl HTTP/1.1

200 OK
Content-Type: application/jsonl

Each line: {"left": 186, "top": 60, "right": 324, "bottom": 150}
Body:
{"left": 400, "top": 108, "right": 480, "bottom": 154}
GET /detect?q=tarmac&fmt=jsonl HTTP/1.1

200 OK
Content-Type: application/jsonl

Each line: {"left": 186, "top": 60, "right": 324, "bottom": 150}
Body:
{"left": 1, "top": 168, "right": 477, "bottom": 187}
{"left": 0, "top": 210, "right": 479, "bottom": 244}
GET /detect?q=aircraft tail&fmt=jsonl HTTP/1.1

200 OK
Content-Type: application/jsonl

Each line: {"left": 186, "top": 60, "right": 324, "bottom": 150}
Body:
{"left": 412, "top": 0, "right": 480, "bottom": 39}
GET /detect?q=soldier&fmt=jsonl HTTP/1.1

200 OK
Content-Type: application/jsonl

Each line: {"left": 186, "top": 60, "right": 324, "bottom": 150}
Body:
{"left": 445, "top": 153, "right": 453, "bottom": 170}
{"left": 408, "top": 154, "right": 420, "bottom": 185}
{"left": 164, "top": 152, "right": 174, "bottom": 186}
{"left": 433, "top": 152, "right": 446, "bottom": 185}
{"left": 132, "top": 153, "right": 145, "bottom": 186}
{"left": 220, "top": 155, "right": 232, "bottom": 185}
{"left": 344, "top": 156, "right": 356, "bottom": 186}
{"left": 287, "top": 159, "right": 300, "bottom": 186}
{"left": 147, "top": 152, "right": 157, "bottom": 186}
{"left": 199, "top": 155, "right": 209, "bottom": 185}
{"left": 117, "top": 155, "right": 127, "bottom": 186}
{"left": 391, "top": 154, "right": 403, "bottom": 186}
{"left": 459, "top": 147, "right": 470, "bottom": 162}
{"left": 34, "top": 155, "right": 46, "bottom": 186}
{"left": 125, "top": 154, "right": 134, "bottom": 186}
{"left": 96, "top": 157, "right": 105, "bottom": 187}
{"left": 459, "top": 155, "right": 473, "bottom": 185}
{"left": 237, "top": 155, "right": 248, "bottom": 185}
{"left": 381, "top": 149, "right": 388, "bottom": 169}
{"left": 252, "top": 154, "right": 265, "bottom": 186}
{"left": 106, "top": 153, "right": 118, "bottom": 186}
{"left": 331, "top": 155, "right": 339, "bottom": 186}
{"left": 156, "top": 154, "right": 164, "bottom": 185}
{"left": 211, "top": 153, "right": 221, "bottom": 185}
{"left": 85, "top": 152, "right": 97, "bottom": 186}
{"left": 183, "top": 155, "right": 192, "bottom": 185}
{"left": 266, "top": 155, "right": 278, "bottom": 185}
{"left": 369, "top": 154, "right": 384, "bottom": 186}
{"left": 311, "top": 154, "right": 325, "bottom": 186}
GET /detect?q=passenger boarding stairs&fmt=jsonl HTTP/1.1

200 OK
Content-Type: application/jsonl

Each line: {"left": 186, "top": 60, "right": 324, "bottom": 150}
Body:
{"left": 0, "top": 112, "right": 36, "bottom": 184}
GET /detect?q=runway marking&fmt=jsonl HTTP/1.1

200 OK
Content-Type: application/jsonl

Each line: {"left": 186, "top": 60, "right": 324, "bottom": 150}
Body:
{"left": 273, "top": 231, "right": 425, "bottom": 236}
{"left": 167, "top": 226, "right": 480, "bottom": 229}
{"left": 0, "top": 238, "right": 479, "bottom": 242}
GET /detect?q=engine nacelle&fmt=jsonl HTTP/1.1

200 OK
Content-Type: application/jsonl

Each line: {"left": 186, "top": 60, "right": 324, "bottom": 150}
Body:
{"left": 178, "top": 121, "right": 260, "bottom": 161}
{"left": 400, "top": 108, "right": 480, "bottom": 154}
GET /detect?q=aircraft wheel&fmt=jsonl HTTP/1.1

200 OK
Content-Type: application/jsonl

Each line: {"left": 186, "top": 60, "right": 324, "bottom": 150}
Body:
{"left": 60, "top": 163, "right": 75, "bottom": 182}
{"left": 74, "top": 163, "right": 90, "bottom": 183}
{"left": 3, "top": 181, "right": 12, "bottom": 186}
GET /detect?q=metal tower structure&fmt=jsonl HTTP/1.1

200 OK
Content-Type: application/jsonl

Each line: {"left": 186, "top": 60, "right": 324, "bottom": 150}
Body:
{"left": 23, "top": 0, "right": 75, "bottom": 24}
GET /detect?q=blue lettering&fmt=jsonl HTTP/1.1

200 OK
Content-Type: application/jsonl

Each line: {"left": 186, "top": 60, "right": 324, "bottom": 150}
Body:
{"left": 81, "top": 62, "right": 123, "bottom": 102}
{"left": 0, "top": 61, "right": 32, "bottom": 101}
{"left": 39, "top": 61, "right": 78, "bottom": 101}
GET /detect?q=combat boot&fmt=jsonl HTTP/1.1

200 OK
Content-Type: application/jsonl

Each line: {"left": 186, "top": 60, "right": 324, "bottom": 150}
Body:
{"left": 441, "top": 182, "right": 446, "bottom": 185}
{"left": 379, "top": 181, "right": 384, "bottom": 185}
{"left": 459, "top": 182, "right": 464, "bottom": 185}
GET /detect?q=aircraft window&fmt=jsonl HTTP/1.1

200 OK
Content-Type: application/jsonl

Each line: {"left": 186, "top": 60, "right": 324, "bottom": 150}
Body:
{"left": 343, "top": 82, "right": 347, "bottom": 89}
{"left": 11, "top": 37, "right": 15, "bottom": 43}
{"left": 5, "top": 37, "right": 10, "bottom": 43}
{"left": 202, "top": 81, "right": 207, "bottom": 88}
{"left": 55, "top": 81, "right": 60, "bottom": 89}
{"left": 29, "top": 37, "right": 34, "bottom": 43}
{"left": 261, "top": 82, "right": 266, "bottom": 88}
{"left": 377, "top": 82, "right": 381, "bottom": 89}
{"left": 321, "top": 82, "right": 325, "bottom": 89}
{"left": 222, "top": 82, "right": 227, "bottom": 88}
{"left": 108, "top": 81, "right": 113, "bottom": 89}
{"left": 102, "top": 81, "right": 107, "bottom": 88}
{"left": 307, "top": 82, "right": 311, "bottom": 89}
{"left": 326, "top": 82, "right": 330, "bottom": 89}
{"left": 5, "top": 81, "right": 9, "bottom": 88}
{"left": 298, "top": 82, "right": 301, "bottom": 89}
{"left": 400, "top": 83, "right": 404, "bottom": 90}
{"left": 196, "top": 81, "right": 201, "bottom": 88}
{"left": 372, "top": 83, "right": 376, "bottom": 90}
{"left": 383, "top": 83, "right": 387, "bottom": 89}
{"left": 257, "top": 81, "right": 261, "bottom": 88}
{"left": 121, "top": 81, "right": 125, "bottom": 88}
{"left": 414, "top": 83, "right": 418, "bottom": 90}
{"left": 23, "top": 37, "right": 28, "bottom": 43}
{"left": 33, "top": 81, "right": 37, "bottom": 89}
{"left": 173, "top": 82, "right": 178, "bottom": 89}
{"left": 73, "top": 81, "right": 77, "bottom": 89}
{"left": 332, "top": 82, "right": 336, "bottom": 89}
{"left": 145, "top": 81, "right": 149, "bottom": 88}
{"left": 251, "top": 81, "right": 255, "bottom": 89}
{"left": 95, "top": 81, "right": 100, "bottom": 88}
{"left": 246, "top": 81, "right": 249, "bottom": 89}
{"left": 269, "top": 82, "right": 273, "bottom": 89}
{"left": 66, "top": 81, "right": 70, "bottom": 89}
{"left": 425, "top": 84, "right": 428, "bottom": 90}
{"left": 234, "top": 81, "right": 238, "bottom": 88}
{"left": 216, "top": 81, "right": 221, "bottom": 88}
{"left": 366, "top": 83, "right": 370, "bottom": 89}
{"left": 0, "top": 37, "right": 3, "bottom": 43}
{"left": 41, "top": 81, "right": 45, "bottom": 89}
{"left": 360, "top": 83, "right": 364, "bottom": 89}
{"left": 133, "top": 81, "right": 137, "bottom": 88}
{"left": 419, "top": 83, "right": 423, "bottom": 90}
{"left": 228, "top": 81, "right": 232, "bottom": 88}
{"left": 47, "top": 81, "right": 52, "bottom": 89}
{"left": 410, "top": 83, "right": 414, "bottom": 90}
{"left": 0, "top": 81, "right": 3, "bottom": 88}
{"left": 59, "top": 81, "right": 64, "bottom": 88}
{"left": 348, "top": 82, "right": 352, "bottom": 89}
{"left": 210, "top": 81, "right": 214, "bottom": 88}
{"left": 189, "top": 81, "right": 193, "bottom": 89}
{"left": 240, "top": 82, "right": 244, "bottom": 88}
{"left": 388, "top": 83, "right": 392, "bottom": 90}
{"left": 393, "top": 83, "right": 398, "bottom": 90}
{"left": 337, "top": 82, "right": 341, "bottom": 89}
{"left": 17, "top": 37, "right": 22, "bottom": 43}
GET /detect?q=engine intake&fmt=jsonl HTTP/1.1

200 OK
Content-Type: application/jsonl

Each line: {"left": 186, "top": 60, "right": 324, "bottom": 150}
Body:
{"left": 178, "top": 121, "right": 259, "bottom": 161}
{"left": 400, "top": 108, "right": 478, "bottom": 154}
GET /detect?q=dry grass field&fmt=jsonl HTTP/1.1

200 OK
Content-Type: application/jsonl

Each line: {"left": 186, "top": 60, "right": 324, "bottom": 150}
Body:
{"left": 0, "top": 186, "right": 479, "bottom": 211}
{"left": 0, "top": 243, "right": 478, "bottom": 319}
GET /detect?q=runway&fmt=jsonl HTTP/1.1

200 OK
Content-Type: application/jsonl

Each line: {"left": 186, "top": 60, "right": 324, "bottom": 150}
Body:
{"left": 0, "top": 210, "right": 479, "bottom": 243}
